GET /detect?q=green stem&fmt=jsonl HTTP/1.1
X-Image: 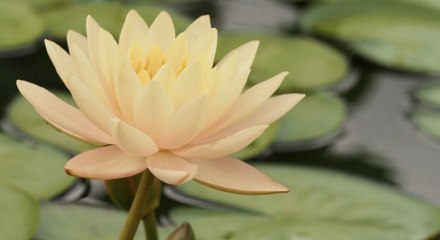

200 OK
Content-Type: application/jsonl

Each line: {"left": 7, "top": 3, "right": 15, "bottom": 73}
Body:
{"left": 143, "top": 212, "right": 158, "bottom": 240}
{"left": 119, "top": 170, "right": 155, "bottom": 240}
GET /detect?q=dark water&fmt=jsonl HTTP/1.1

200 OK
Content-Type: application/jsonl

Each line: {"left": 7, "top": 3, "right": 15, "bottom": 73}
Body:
{"left": 0, "top": 0, "right": 439, "bottom": 207}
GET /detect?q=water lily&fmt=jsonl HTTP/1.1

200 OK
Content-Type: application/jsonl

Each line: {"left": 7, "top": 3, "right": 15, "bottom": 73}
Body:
{"left": 17, "top": 10, "right": 304, "bottom": 194}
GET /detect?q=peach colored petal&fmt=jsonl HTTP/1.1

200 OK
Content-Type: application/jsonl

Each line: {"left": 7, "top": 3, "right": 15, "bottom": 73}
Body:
{"left": 195, "top": 72, "right": 288, "bottom": 142}
{"left": 16, "top": 81, "right": 112, "bottom": 145}
{"left": 158, "top": 96, "right": 207, "bottom": 150}
{"left": 185, "top": 15, "right": 211, "bottom": 45}
{"left": 44, "top": 40, "right": 77, "bottom": 89}
{"left": 173, "top": 125, "right": 268, "bottom": 160}
{"left": 151, "top": 63, "right": 176, "bottom": 93}
{"left": 119, "top": 10, "right": 149, "bottom": 52}
{"left": 67, "top": 30, "right": 88, "bottom": 56}
{"left": 68, "top": 76, "right": 115, "bottom": 133}
{"left": 114, "top": 60, "right": 142, "bottom": 123}
{"left": 65, "top": 145, "right": 147, "bottom": 180}
{"left": 187, "top": 28, "right": 217, "bottom": 69}
{"left": 133, "top": 80, "right": 175, "bottom": 139}
{"left": 110, "top": 118, "right": 159, "bottom": 157}
{"left": 216, "top": 94, "right": 305, "bottom": 139}
{"left": 170, "top": 63, "right": 202, "bottom": 108}
{"left": 147, "top": 152, "right": 197, "bottom": 185}
{"left": 192, "top": 157, "right": 288, "bottom": 194}
{"left": 165, "top": 33, "right": 188, "bottom": 73}
{"left": 145, "top": 11, "right": 175, "bottom": 52}
{"left": 216, "top": 41, "right": 259, "bottom": 78}
{"left": 69, "top": 44, "right": 112, "bottom": 109}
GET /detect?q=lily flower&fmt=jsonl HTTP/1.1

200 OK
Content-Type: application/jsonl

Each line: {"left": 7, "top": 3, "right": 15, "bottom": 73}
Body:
{"left": 17, "top": 10, "right": 304, "bottom": 194}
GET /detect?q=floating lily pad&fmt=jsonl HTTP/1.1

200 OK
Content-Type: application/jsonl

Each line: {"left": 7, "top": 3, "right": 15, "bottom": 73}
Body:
{"left": 0, "top": 133, "right": 75, "bottom": 200}
{"left": 6, "top": 92, "right": 95, "bottom": 153}
{"left": 171, "top": 165, "right": 440, "bottom": 240}
{"left": 274, "top": 92, "right": 347, "bottom": 150}
{"left": 0, "top": 1, "right": 44, "bottom": 54}
{"left": 231, "top": 123, "right": 279, "bottom": 160}
{"left": 0, "top": 185, "right": 40, "bottom": 240}
{"left": 217, "top": 34, "right": 349, "bottom": 92}
{"left": 414, "top": 83, "right": 440, "bottom": 108}
{"left": 301, "top": 1, "right": 440, "bottom": 74}
{"left": 36, "top": 203, "right": 171, "bottom": 240}
{"left": 42, "top": 2, "right": 191, "bottom": 39}
{"left": 411, "top": 111, "right": 440, "bottom": 142}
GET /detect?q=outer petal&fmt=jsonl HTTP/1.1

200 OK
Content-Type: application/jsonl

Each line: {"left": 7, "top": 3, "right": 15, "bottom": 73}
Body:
{"left": 195, "top": 72, "right": 288, "bottom": 142}
{"left": 67, "top": 30, "right": 88, "bottom": 56}
{"left": 158, "top": 96, "right": 207, "bottom": 150}
{"left": 119, "top": 10, "right": 149, "bottom": 52}
{"left": 216, "top": 41, "right": 258, "bottom": 82}
{"left": 44, "top": 40, "right": 77, "bottom": 89}
{"left": 16, "top": 80, "right": 112, "bottom": 145}
{"left": 110, "top": 118, "right": 159, "bottom": 157}
{"left": 68, "top": 76, "right": 115, "bottom": 133}
{"left": 65, "top": 145, "right": 147, "bottom": 180}
{"left": 147, "top": 152, "right": 197, "bottom": 185}
{"left": 192, "top": 157, "right": 288, "bottom": 194}
{"left": 173, "top": 125, "right": 267, "bottom": 160}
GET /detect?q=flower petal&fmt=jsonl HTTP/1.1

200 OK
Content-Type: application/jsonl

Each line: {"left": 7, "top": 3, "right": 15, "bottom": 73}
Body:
{"left": 16, "top": 80, "right": 112, "bottom": 145}
{"left": 218, "top": 94, "right": 305, "bottom": 139}
{"left": 119, "top": 10, "right": 149, "bottom": 52}
{"left": 165, "top": 33, "right": 188, "bottom": 73}
{"left": 65, "top": 145, "right": 147, "bottom": 180}
{"left": 68, "top": 76, "right": 115, "bottom": 133}
{"left": 133, "top": 80, "right": 175, "bottom": 139}
{"left": 195, "top": 72, "right": 288, "bottom": 142}
{"left": 110, "top": 118, "right": 159, "bottom": 157}
{"left": 173, "top": 125, "right": 268, "bottom": 160}
{"left": 158, "top": 96, "right": 207, "bottom": 150}
{"left": 192, "top": 157, "right": 288, "bottom": 194}
{"left": 147, "top": 152, "right": 197, "bottom": 185}
{"left": 216, "top": 41, "right": 258, "bottom": 79}
{"left": 187, "top": 28, "right": 217, "bottom": 69}
{"left": 44, "top": 40, "right": 77, "bottom": 89}
{"left": 67, "top": 30, "right": 88, "bottom": 56}
{"left": 185, "top": 15, "right": 211, "bottom": 45}
{"left": 170, "top": 63, "right": 202, "bottom": 108}
{"left": 145, "top": 11, "right": 175, "bottom": 52}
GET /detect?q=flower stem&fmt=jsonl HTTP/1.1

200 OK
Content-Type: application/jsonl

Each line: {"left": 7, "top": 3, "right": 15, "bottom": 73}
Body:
{"left": 119, "top": 170, "right": 156, "bottom": 240}
{"left": 143, "top": 212, "right": 158, "bottom": 240}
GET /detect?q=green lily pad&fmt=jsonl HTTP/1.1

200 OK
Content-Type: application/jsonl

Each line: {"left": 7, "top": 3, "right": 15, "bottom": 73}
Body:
{"left": 0, "top": 1, "right": 44, "bottom": 51}
{"left": 217, "top": 34, "right": 349, "bottom": 92}
{"left": 36, "top": 203, "right": 171, "bottom": 240}
{"left": 414, "top": 83, "right": 440, "bottom": 108}
{"left": 7, "top": 92, "right": 95, "bottom": 153}
{"left": 172, "top": 164, "right": 440, "bottom": 240}
{"left": 231, "top": 123, "right": 279, "bottom": 160}
{"left": 42, "top": 2, "right": 190, "bottom": 39}
{"left": 0, "top": 185, "right": 40, "bottom": 240}
{"left": 274, "top": 92, "right": 347, "bottom": 149}
{"left": 301, "top": 1, "right": 440, "bottom": 74}
{"left": 411, "top": 111, "right": 440, "bottom": 142}
{"left": 0, "top": 133, "right": 75, "bottom": 200}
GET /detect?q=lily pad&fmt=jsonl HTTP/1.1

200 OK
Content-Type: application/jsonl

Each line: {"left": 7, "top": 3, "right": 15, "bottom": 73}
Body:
{"left": 36, "top": 203, "right": 171, "bottom": 240}
{"left": 6, "top": 92, "right": 95, "bottom": 153}
{"left": 217, "top": 34, "right": 349, "bottom": 92}
{"left": 0, "top": 1, "right": 44, "bottom": 52}
{"left": 414, "top": 83, "right": 440, "bottom": 108}
{"left": 171, "top": 164, "right": 440, "bottom": 240}
{"left": 411, "top": 111, "right": 440, "bottom": 142}
{"left": 318, "top": 0, "right": 440, "bottom": 11}
{"left": 0, "top": 185, "right": 40, "bottom": 240}
{"left": 0, "top": 133, "right": 75, "bottom": 200}
{"left": 301, "top": 0, "right": 440, "bottom": 74}
{"left": 274, "top": 92, "right": 347, "bottom": 150}
{"left": 231, "top": 123, "right": 279, "bottom": 160}
{"left": 42, "top": 2, "right": 191, "bottom": 39}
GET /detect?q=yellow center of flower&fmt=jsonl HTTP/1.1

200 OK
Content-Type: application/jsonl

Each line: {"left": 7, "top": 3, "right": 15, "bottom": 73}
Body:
{"left": 129, "top": 41, "right": 187, "bottom": 84}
